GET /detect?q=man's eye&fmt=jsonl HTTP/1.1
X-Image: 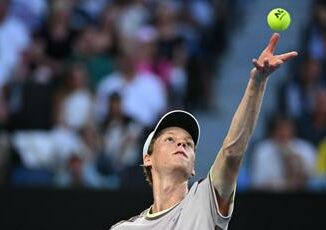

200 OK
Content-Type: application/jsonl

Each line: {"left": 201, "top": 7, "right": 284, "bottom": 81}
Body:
{"left": 166, "top": 137, "right": 174, "bottom": 142}
{"left": 187, "top": 142, "right": 194, "bottom": 148}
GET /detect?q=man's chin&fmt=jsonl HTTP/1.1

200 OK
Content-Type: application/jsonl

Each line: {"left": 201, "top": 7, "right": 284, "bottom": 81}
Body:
{"left": 169, "top": 164, "right": 193, "bottom": 180}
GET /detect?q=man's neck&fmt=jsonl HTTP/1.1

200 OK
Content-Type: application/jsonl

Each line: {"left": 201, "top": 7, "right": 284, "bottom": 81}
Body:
{"left": 151, "top": 174, "right": 188, "bottom": 213}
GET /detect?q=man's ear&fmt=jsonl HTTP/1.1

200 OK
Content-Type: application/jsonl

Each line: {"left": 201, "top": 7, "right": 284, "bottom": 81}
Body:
{"left": 143, "top": 154, "right": 152, "bottom": 167}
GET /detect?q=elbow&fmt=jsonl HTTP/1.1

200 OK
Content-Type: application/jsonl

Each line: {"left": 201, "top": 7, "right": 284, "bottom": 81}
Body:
{"left": 222, "top": 139, "right": 248, "bottom": 158}
{"left": 219, "top": 146, "right": 244, "bottom": 170}
{"left": 222, "top": 128, "right": 252, "bottom": 158}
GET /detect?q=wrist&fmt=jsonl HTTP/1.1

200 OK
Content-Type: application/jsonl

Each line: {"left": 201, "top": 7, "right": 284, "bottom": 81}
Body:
{"left": 250, "top": 68, "right": 268, "bottom": 87}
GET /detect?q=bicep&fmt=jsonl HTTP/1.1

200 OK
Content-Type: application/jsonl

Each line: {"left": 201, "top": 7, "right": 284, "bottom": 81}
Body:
{"left": 210, "top": 148, "right": 241, "bottom": 195}
{"left": 209, "top": 149, "right": 239, "bottom": 217}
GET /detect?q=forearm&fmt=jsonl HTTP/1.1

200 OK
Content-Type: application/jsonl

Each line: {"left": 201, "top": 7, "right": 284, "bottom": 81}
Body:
{"left": 211, "top": 69, "right": 267, "bottom": 199}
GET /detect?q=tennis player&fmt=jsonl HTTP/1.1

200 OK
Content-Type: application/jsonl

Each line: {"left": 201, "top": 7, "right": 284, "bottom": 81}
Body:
{"left": 111, "top": 33, "right": 298, "bottom": 229}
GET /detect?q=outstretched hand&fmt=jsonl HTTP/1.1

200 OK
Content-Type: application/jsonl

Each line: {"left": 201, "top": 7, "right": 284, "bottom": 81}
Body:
{"left": 252, "top": 33, "right": 298, "bottom": 80}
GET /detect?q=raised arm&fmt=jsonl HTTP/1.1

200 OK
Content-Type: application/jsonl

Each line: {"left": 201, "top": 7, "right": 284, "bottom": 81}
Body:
{"left": 210, "top": 33, "right": 298, "bottom": 214}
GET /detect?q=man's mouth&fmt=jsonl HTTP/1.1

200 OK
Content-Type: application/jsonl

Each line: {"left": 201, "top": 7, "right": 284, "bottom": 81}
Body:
{"left": 173, "top": 151, "right": 188, "bottom": 158}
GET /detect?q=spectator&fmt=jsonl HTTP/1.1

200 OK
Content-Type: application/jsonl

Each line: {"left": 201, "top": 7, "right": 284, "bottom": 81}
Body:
{"left": 49, "top": 63, "right": 94, "bottom": 169}
{"left": 7, "top": 40, "right": 56, "bottom": 131}
{"left": 298, "top": 88, "right": 326, "bottom": 146}
{"left": 135, "top": 26, "right": 159, "bottom": 76}
{"left": 10, "top": 131, "right": 56, "bottom": 186}
{"left": 278, "top": 58, "right": 323, "bottom": 119}
{"left": 168, "top": 38, "right": 188, "bottom": 108}
{"left": 100, "top": 91, "right": 143, "bottom": 174}
{"left": 54, "top": 62, "right": 94, "bottom": 130}
{"left": 0, "top": 0, "right": 30, "bottom": 88}
{"left": 153, "top": 1, "right": 181, "bottom": 87}
{"left": 70, "top": 25, "right": 115, "bottom": 87}
{"left": 96, "top": 51, "right": 167, "bottom": 127}
{"left": 54, "top": 124, "right": 122, "bottom": 189}
{"left": 55, "top": 153, "right": 85, "bottom": 188}
{"left": 115, "top": 0, "right": 149, "bottom": 53}
{"left": 134, "top": 25, "right": 188, "bottom": 108}
{"left": 251, "top": 115, "right": 316, "bottom": 191}
{"left": 304, "top": 0, "right": 326, "bottom": 62}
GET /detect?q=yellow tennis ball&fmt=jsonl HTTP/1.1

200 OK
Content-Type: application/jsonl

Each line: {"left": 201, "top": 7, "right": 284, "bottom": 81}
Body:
{"left": 267, "top": 8, "right": 291, "bottom": 31}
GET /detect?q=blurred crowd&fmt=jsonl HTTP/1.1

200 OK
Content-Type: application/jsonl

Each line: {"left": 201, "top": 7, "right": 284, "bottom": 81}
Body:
{"left": 0, "top": 0, "right": 237, "bottom": 189}
{"left": 247, "top": 0, "right": 326, "bottom": 192}
{"left": 1, "top": 0, "right": 325, "bottom": 192}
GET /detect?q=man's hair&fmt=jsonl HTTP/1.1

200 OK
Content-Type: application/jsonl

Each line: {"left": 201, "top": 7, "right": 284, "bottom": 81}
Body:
{"left": 266, "top": 114, "right": 297, "bottom": 138}
{"left": 142, "top": 136, "right": 156, "bottom": 186}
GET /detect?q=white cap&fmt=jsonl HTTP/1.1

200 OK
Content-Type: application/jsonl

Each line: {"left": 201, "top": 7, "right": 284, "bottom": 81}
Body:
{"left": 142, "top": 110, "right": 200, "bottom": 157}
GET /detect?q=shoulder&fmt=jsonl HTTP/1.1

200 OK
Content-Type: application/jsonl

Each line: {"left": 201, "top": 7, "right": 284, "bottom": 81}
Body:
{"left": 110, "top": 220, "right": 126, "bottom": 229}
{"left": 187, "top": 176, "right": 235, "bottom": 226}
{"left": 110, "top": 209, "right": 148, "bottom": 229}
{"left": 187, "top": 177, "right": 209, "bottom": 195}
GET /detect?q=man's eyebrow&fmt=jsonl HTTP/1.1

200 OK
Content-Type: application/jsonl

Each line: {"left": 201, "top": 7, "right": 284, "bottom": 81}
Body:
{"left": 163, "top": 131, "right": 193, "bottom": 141}
{"left": 164, "top": 131, "right": 175, "bottom": 135}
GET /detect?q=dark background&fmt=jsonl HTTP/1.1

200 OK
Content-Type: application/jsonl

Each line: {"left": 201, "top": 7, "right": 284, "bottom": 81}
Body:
{"left": 2, "top": 188, "right": 326, "bottom": 230}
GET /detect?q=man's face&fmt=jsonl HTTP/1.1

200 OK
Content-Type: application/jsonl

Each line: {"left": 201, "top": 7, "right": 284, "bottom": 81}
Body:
{"left": 144, "top": 127, "right": 196, "bottom": 180}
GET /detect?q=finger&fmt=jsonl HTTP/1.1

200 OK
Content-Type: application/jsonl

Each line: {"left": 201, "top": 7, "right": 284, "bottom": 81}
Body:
{"left": 270, "top": 60, "right": 284, "bottom": 70}
{"left": 252, "top": 58, "right": 263, "bottom": 71}
{"left": 276, "top": 51, "right": 298, "bottom": 61}
{"left": 266, "top": 33, "right": 280, "bottom": 53}
{"left": 270, "top": 59, "right": 284, "bottom": 67}
{"left": 274, "top": 60, "right": 284, "bottom": 66}
{"left": 252, "top": 58, "right": 259, "bottom": 66}
{"left": 263, "top": 58, "right": 270, "bottom": 72}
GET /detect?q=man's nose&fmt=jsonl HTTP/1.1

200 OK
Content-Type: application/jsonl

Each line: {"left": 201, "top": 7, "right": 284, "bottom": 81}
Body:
{"left": 177, "top": 141, "right": 186, "bottom": 148}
